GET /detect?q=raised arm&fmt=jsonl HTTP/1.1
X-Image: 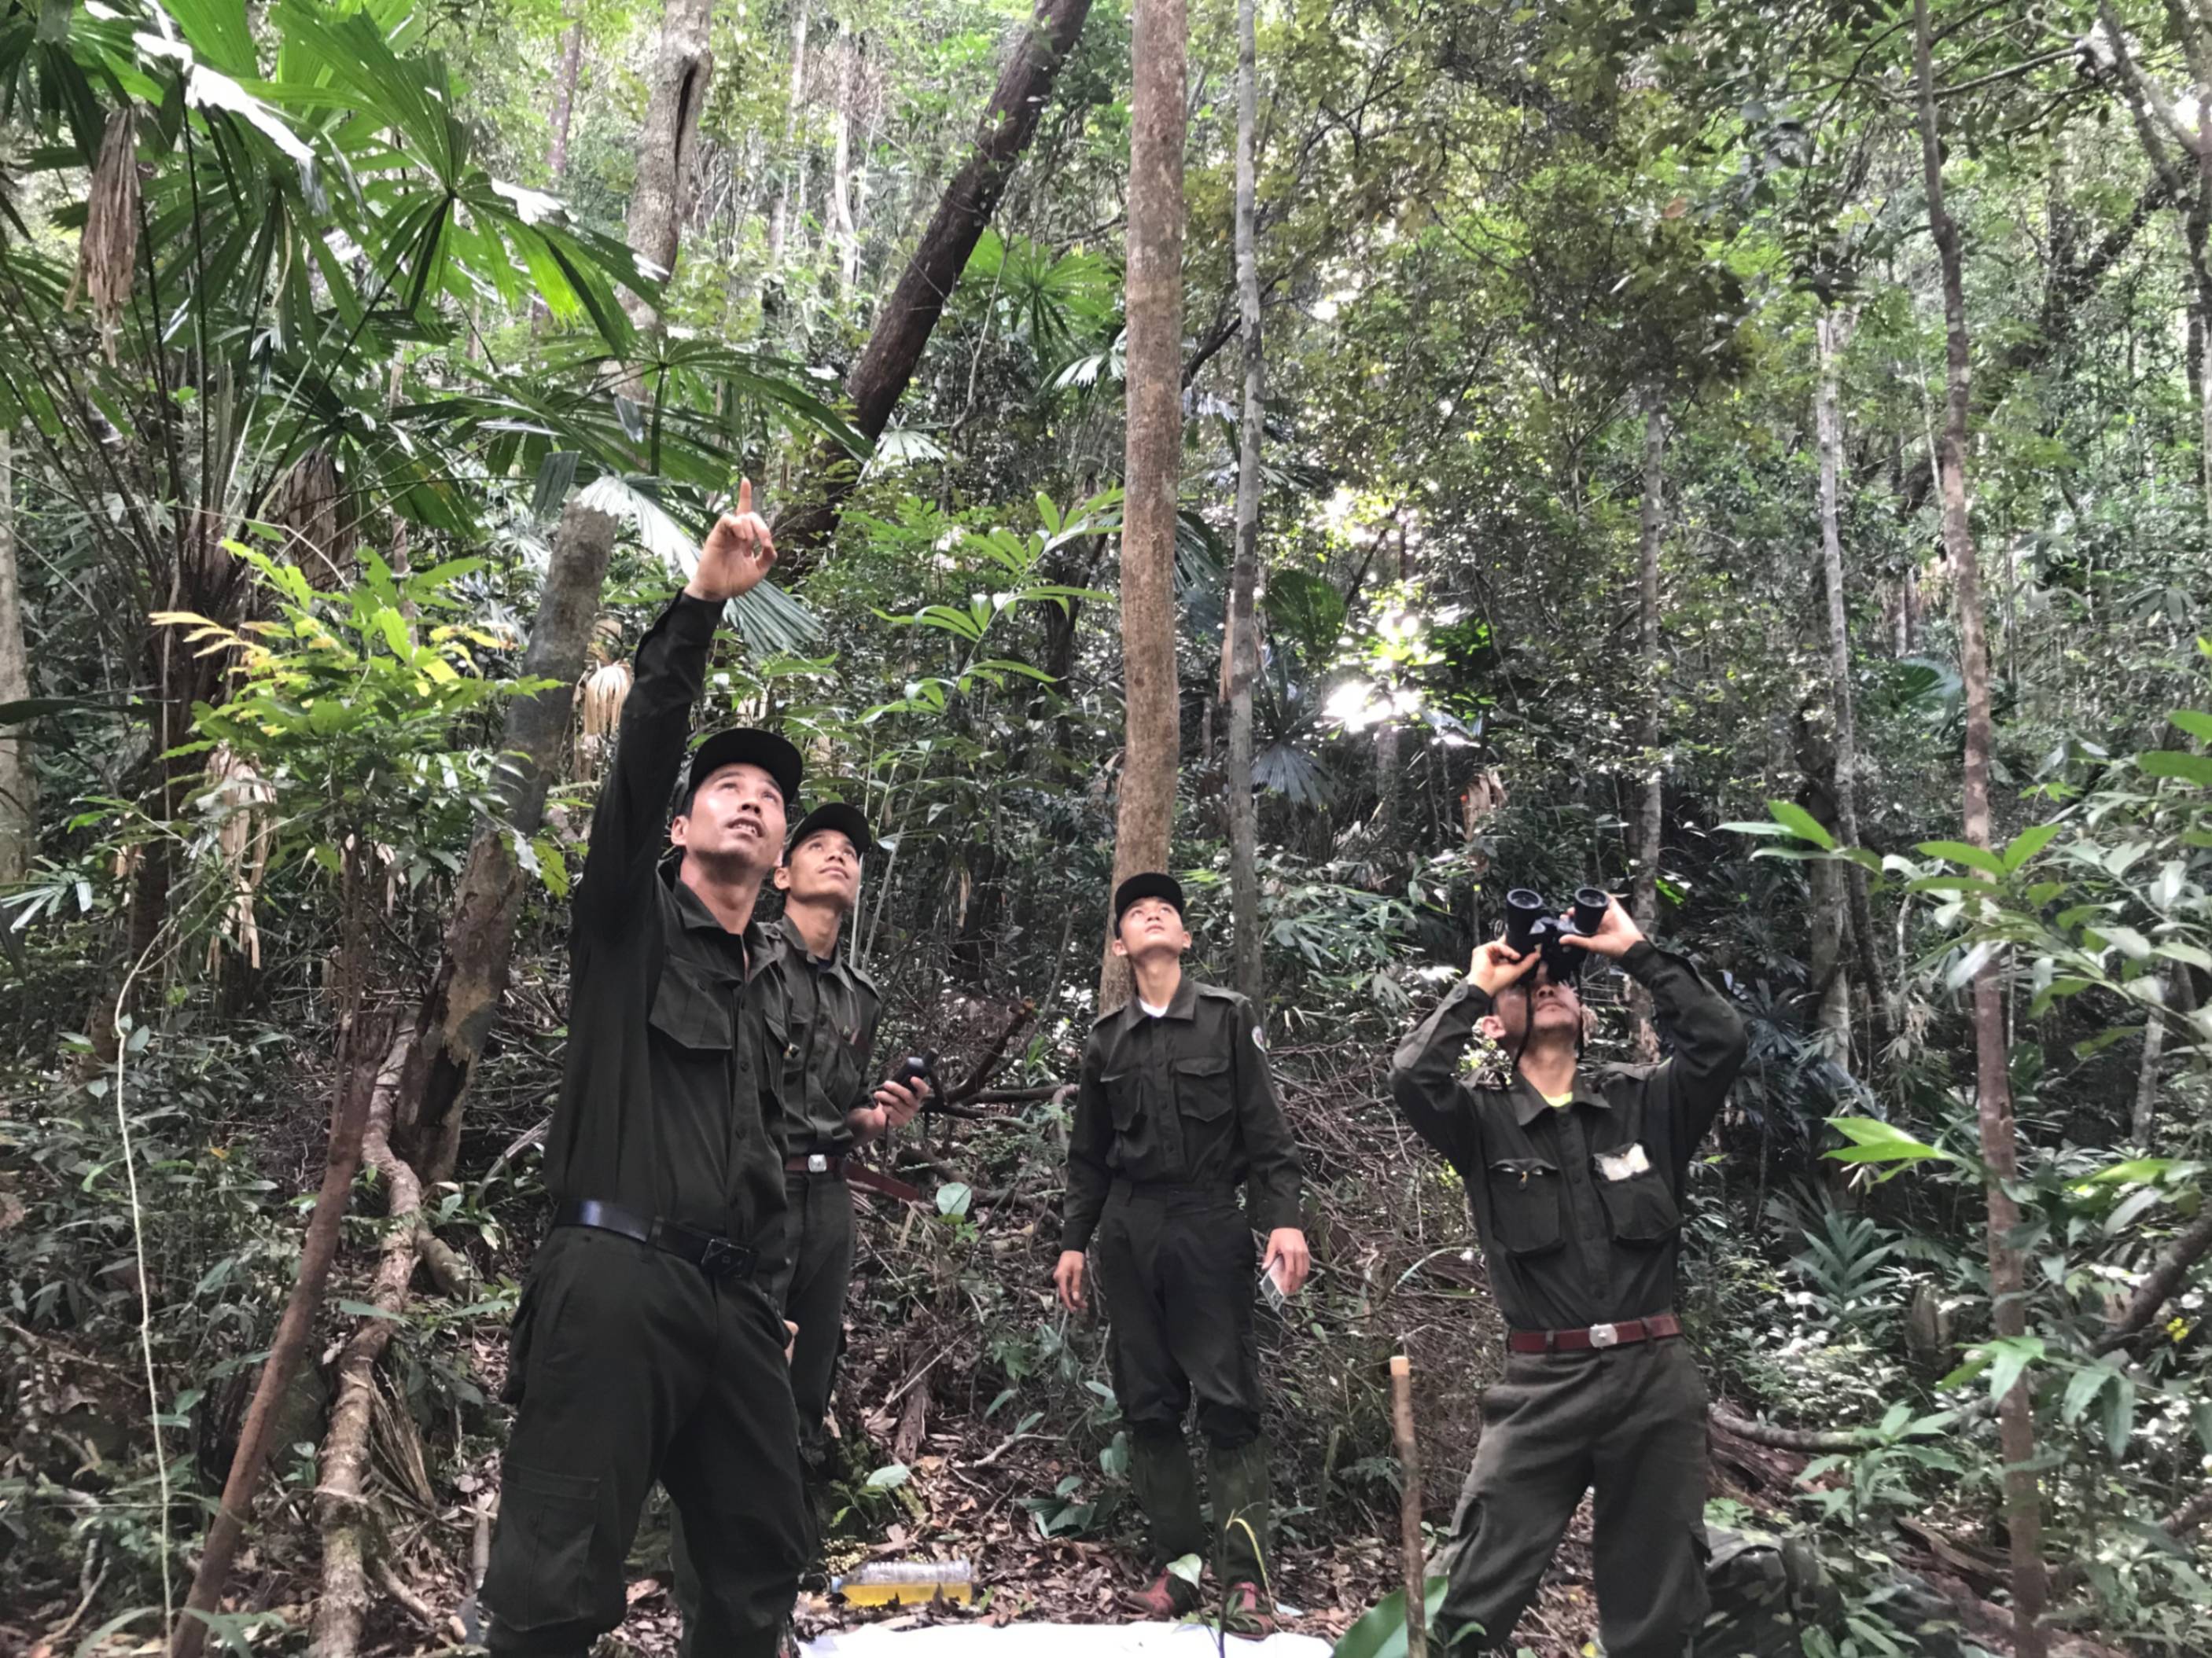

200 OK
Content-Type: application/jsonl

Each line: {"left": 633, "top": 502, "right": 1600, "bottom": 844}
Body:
{"left": 1619, "top": 940, "right": 1746, "bottom": 1156}
{"left": 1391, "top": 936, "right": 1536, "bottom": 1167}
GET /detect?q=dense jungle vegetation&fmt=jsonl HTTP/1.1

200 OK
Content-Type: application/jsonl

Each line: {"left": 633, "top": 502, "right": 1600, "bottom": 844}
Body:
{"left": 2, "top": 0, "right": 2211, "bottom": 1654}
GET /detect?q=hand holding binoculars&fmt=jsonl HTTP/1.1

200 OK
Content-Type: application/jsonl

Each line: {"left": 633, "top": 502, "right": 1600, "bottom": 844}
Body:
{"left": 1503, "top": 886, "right": 1613, "bottom": 984}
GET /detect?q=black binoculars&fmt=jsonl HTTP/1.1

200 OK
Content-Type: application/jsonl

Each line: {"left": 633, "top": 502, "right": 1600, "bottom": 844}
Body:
{"left": 1503, "top": 887, "right": 1612, "bottom": 983}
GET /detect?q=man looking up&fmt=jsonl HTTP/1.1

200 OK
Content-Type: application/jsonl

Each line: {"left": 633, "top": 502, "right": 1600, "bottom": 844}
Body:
{"left": 482, "top": 485, "right": 809, "bottom": 1658}
{"left": 1055, "top": 874, "right": 1309, "bottom": 1633}
{"left": 1388, "top": 894, "right": 1746, "bottom": 1657}
{"left": 669, "top": 800, "right": 927, "bottom": 1635}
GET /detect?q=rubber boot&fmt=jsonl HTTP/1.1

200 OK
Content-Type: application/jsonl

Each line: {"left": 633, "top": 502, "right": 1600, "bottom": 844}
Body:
{"left": 1128, "top": 1424, "right": 1208, "bottom": 1579}
{"left": 1206, "top": 1433, "right": 1273, "bottom": 1594}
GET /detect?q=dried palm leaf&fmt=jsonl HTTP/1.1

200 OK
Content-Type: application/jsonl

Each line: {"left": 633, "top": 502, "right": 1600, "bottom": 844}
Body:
{"left": 68, "top": 108, "right": 141, "bottom": 365}
{"left": 575, "top": 658, "right": 632, "bottom": 776}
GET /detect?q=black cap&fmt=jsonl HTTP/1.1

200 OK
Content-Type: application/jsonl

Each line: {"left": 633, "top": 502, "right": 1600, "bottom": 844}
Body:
{"left": 1113, "top": 871, "right": 1186, "bottom": 930}
{"left": 681, "top": 727, "right": 803, "bottom": 807}
{"left": 789, "top": 800, "right": 872, "bottom": 857}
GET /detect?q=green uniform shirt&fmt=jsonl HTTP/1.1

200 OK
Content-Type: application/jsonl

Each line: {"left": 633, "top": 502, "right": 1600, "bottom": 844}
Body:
{"left": 1389, "top": 941, "right": 1746, "bottom": 1332}
{"left": 759, "top": 914, "right": 882, "bottom": 1154}
{"left": 540, "top": 594, "right": 786, "bottom": 1248}
{"left": 1062, "top": 975, "right": 1305, "bottom": 1251}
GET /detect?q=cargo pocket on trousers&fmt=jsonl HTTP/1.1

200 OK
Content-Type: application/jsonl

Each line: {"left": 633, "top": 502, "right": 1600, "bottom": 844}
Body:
{"left": 1485, "top": 1159, "right": 1564, "bottom": 1255}
{"left": 489, "top": 1462, "right": 604, "bottom": 1629}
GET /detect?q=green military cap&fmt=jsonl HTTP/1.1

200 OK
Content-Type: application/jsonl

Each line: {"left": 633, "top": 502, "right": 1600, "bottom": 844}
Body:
{"left": 789, "top": 800, "right": 872, "bottom": 857}
{"left": 1113, "top": 871, "right": 1185, "bottom": 930}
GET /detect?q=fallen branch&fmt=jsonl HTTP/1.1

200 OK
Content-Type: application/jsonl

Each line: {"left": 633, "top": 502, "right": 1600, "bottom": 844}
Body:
{"left": 1706, "top": 1403, "right": 1879, "bottom": 1453}
{"left": 2092, "top": 1206, "right": 2212, "bottom": 1355}
{"left": 311, "top": 1030, "right": 423, "bottom": 1658}
{"left": 946, "top": 998, "right": 1037, "bottom": 1104}
{"left": 372, "top": 1553, "right": 440, "bottom": 1629}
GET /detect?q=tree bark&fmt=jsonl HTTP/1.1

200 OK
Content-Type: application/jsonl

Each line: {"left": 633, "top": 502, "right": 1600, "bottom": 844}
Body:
{"left": 174, "top": 840, "right": 386, "bottom": 1658}
{"left": 1816, "top": 310, "right": 1892, "bottom": 1057}
{"left": 1632, "top": 397, "right": 1665, "bottom": 933}
{"left": 548, "top": 17, "right": 584, "bottom": 185}
{"left": 830, "top": 24, "right": 861, "bottom": 293}
{"left": 1099, "top": 0, "right": 1184, "bottom": 1012}
{"left": 1914, "top": 7, "right": 2046, "bottom": 1654}
{"left": 0, "top": 429, "right": 32, "bottom": 889}
{"left": 766, "top": 2, "right": 811, "bottom": 275}
{"left": 772, "top": 0, "right": 1096, "bottom": 564}
{"left": 392, "top": 503, "right": 619, "bottom": 1182}
{"left": 2132, "top": 969, "right": 2173, "bottom": 1146}
{"left": 1222, "top": 0, "right": 1264, "bottom": 1007}
{"left": 620, "top": 0, "right": 716, "bottom": 343}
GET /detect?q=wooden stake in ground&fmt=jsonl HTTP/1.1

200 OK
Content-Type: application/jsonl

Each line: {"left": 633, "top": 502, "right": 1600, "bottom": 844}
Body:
{"left": 1390, "top": 1354, "right": 1428, "bottom": 1658}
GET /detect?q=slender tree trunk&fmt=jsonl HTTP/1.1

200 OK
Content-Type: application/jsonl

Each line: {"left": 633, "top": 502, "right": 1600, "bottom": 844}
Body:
{"left": 174, "top": 855, "right": 386, "bottom": 1658}
{"left": 1914, "top": 7, "right": 2046, "bottom": 1653}
{"left": 1816, "top": 310, "right": 1893, "bottom": 1056}
{"left": 1100, "top": 0, "right": 1185, "bottom": 1011}
{"left": 548, "top": 17, "right": 584, "bottom": 185}
{"left": 772, "top": 0, "right": 1095, "bottom": 565}
{"left": 0, "top": 429, "right": 33, "bottom": 889}
{"left": 620, "top": 0, "right": 715, "bottom": 344}
{"left": 1223, "top": 0, "right": 1263, "bottom": 1005}
{"left": 766, "top": 3, "right": 811, "bottom": 274}
{"left": 830, "top": 24, "right": 861, "bottom": 292}
{"left": 1632, "top": 396, "right": 1665, "bottom": 933}
{"left": 392, "top": 503, "right": 620, "bottom": 1181}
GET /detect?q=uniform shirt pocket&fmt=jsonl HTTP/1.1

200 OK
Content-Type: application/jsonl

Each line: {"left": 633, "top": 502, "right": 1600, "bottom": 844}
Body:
{"left": 1485, "top": 1157, "right": 1566, "bottom": 1255}
{"left": 1102, "top": 1070, "right": 1139, "bottom": 1130}
{"left": 1591, "top": 1145, "right": 1681, "bottom": 1245}
{"left": 1172, "top": 1054, "right": 1234, "bottom": 1122}
{"left": 649, "top": 958, "right": 738, "bottom": 1052}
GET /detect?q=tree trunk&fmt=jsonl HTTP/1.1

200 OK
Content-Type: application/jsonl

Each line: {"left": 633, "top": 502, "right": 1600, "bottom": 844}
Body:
{"left": 392, "top": 502, "right": 619, "bottom": 1182}
{"left": 1816, "top": 309, "right": 1892, "bottom": 1056}
{"left": 772, "top": 0, "right": 1095, "bottom": 565}
{"left": 766, "top": 2, "right": 811, "bottom": 275}
{"left": 830, "top": 24, "right": 861, "bottom": 293}
{"left": 620, "top": 0, "right": 715, "bottom": 344}
{"left": 548, "top": 17, "right": 584, "bottom": 184}
{"left": 174, "top": 847, "right": 386, "bottom": 1658}
{"left": 309, "top": 1033, "right": 420, "bottom": 1658}
{"left": 1222, "top": 0, "right": 1263, "bottom": 1006}
{"left": 1099, "top": 0, "right": 1185, "bottom": 1012}
{"left": 1914, "top": 6, "right": 2047, "bottom": 1654}
{"left": 2133, "top": 967, "right": 2179, "bottom": 1145}
{"left": 0, "top": 429, "right": 33, "bottom": 889}
{"left": 1632, "top": 396, "right": 1665, "bottom": 932}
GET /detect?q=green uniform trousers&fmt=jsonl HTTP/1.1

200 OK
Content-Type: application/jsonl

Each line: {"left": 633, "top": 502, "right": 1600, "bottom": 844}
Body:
{"left": 484, "top": 1226, "right": 807, "bottom": 1658}
{"left": 1095, "top": 1183, "right": 1272, "bottom": 1585}
{"left": 1434, "top": 1336, "right": 1710, "bottom": 1658}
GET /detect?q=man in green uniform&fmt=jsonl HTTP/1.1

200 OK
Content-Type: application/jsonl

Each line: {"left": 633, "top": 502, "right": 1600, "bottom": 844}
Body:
{"left": 1055, "top": 873, "right": 1310, "bottom": 1630}
{"left": 669, "top": 800, "right": 926, "bottom": 1632}
{"left": 1388, "top": 893, "right": 1746, "bottom": 1657}
{"left": 482, "top": 486, "right": 808, "bottom": 1658}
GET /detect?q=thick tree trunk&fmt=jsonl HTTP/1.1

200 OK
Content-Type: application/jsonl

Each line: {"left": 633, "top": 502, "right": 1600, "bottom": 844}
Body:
{"left": 772, "top": 0, "right": 1095, "bottom": 564}
{"left": 1914, "top": 7, "right": 2046, "bottom": 1654}
{"left": 1099, "top": 0, "right": 1184, "bottom": 1012}
{"left": 620, "top": 0, "right": 715, "bottom": 342}
{"left": 1223, "top": 0, "right": 1263, "bottom": 1006}
{"left": 0, "top": 430, "right": 32, "bottom": 889}
{"left": 392, "top": 503, "right": 619, "bottom": 1182}
{"left": 1816, "top": 310, "right": 1891, "bottom": 1057}
{"left": 830, "top": 24, "right": 861, "bottom": 292}
{"left": 548, "top": 17, "right": 584, "bottom": 184}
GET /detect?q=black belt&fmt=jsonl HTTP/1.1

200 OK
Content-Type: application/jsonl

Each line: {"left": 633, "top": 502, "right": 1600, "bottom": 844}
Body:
{"left": 553, "top": 1199, "right": 760, "bottom": 1280}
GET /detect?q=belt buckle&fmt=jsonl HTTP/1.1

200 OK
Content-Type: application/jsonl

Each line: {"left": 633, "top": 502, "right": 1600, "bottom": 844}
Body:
{"left": 697, "top": 1237, "right": 737, "bottom": 1277}
{"left": 807, "top": 1153, "right": 830, "bottom": 1174}
{"left": 1587, "top": 1322, "right": 1621, "bottom": 1349}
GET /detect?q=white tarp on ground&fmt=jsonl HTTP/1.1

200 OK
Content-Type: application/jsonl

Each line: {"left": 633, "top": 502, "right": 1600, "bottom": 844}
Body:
{"left": 801, "top": 1621, "right": 1333, "bottom": 1656}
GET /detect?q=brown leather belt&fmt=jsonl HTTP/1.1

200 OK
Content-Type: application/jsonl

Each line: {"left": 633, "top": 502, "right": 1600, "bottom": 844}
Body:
{"left": 1507, "top": 1312, "right": 1681, "bottom": 1354}
{"left": 786, "top": 1151, "right": 925, "bottom": 1204}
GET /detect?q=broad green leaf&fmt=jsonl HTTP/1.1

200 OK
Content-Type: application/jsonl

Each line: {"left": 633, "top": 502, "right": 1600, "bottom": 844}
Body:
{"left": 865, "top": 1462, "right": 911, "bottom": 1490}
{"left": 1766, "top": 799, "right": 1836, "bottom": 850}
{"left": 1330, "top": 1578, "right": 1451, "bottom": 1658}
{"left": 2170, "top": 710, "right": 2212, "bottom": 742}
{"left": 2003, "top": 822, "right": 2061, "bottom": 869}
{"left": 1979, "top": 1336, "right": 2046, "bottom": 1406}
{"left": 2138, "top": 750, "right": 2212, "bottom": 786}
{"left": 1917, "top": 839, "right": 2005, "bottom": 877}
